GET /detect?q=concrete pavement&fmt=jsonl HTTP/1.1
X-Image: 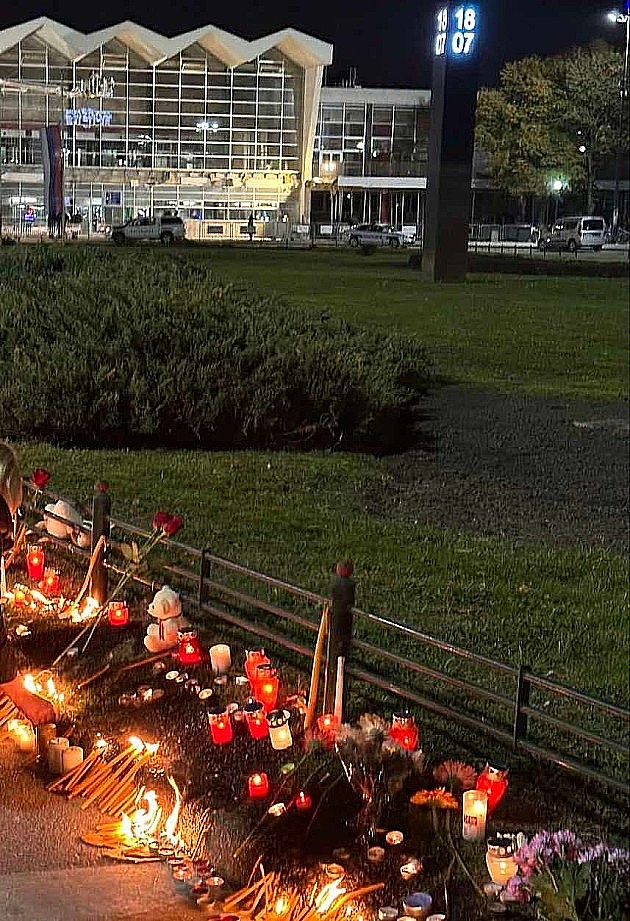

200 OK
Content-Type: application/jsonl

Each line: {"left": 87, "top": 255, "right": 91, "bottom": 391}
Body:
{"left": 0, "top": 738, "right": 199, "bottom": 921}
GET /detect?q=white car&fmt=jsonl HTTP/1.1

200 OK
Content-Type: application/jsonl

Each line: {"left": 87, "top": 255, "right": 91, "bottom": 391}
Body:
{"left": 348, "top": 223, "right": 413, "bottom": 248}
{"left": 111, "top": 215, "right": 185, "bottom": 245}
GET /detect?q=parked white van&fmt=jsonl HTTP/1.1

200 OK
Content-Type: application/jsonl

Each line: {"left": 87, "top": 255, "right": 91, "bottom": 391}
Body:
{"left": 538, "top": 216, "right": 606, "bottom": 253}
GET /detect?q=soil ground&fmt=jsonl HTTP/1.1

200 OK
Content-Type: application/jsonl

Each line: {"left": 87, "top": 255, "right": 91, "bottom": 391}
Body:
{"left": 368, "top": 386, "right": 629, "bottom": 552}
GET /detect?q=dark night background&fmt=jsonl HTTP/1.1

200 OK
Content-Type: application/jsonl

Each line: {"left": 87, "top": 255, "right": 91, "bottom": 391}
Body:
{"left": 0, "top": 0, "right": 625, "bottom": 88}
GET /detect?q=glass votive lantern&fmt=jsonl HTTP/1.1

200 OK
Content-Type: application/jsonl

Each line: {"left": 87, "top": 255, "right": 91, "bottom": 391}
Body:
{"left": 247, "top": 772, "right": 270, "bottom": 799}
{"left": 476, "top": 762, "right": 509, "bottom": 814}
{"left": 244, "top": 699, "right": 268, "bottom": 740}
{"left": 209, "top": 643, "right": 231, "bottom": 675}
{"left": 462, "top": 789, "right": 488, "bottom": 841}
{"left": 317, "top": 713, "right": 340, "bottom": 735}
{"left": 245, "top": 649, "right": 270, "bottom": 684}
{"left": 26, "top": 545, "right": 45, "bottom": 581}
{"left": 254, "top": 664, "right": 279, "bottom": 711}
{"left": 107, "top": 600, "right": 129, "bottom": 627}
{"left": 389, "top": 711, "right": 419, "bottom": 751}
{"left": 266, "top": 708, "right": 292, "bottom": 750}
{"left": 42, "top": 568, "right": 60, "bottom": 596}
{"left": 208, "top": 706, "right": 233, "bottom": 745}
{"left": 486, "top": 837, "right": 518, "bottom": 885}
{"left": 178, "top": 628, "right": 203, "bottom": 666}
{"left": 294, "top": 790, "right": 312, "bottom": 811}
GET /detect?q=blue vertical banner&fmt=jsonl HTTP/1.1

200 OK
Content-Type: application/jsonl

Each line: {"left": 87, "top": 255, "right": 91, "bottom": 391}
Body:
{"left": 40, "top": 125, "right": 64, "bottom": 221}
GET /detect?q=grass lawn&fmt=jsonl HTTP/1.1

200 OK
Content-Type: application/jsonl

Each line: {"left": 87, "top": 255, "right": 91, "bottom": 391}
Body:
{"left": 7, "top": 246, "right": 629, "bottom": 808}
{"left": 192, "top": 246, "right": 629, "bottom": 400}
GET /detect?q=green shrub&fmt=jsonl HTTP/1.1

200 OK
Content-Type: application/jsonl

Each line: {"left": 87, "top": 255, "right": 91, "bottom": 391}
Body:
{"left": 0, "top": 246, "right": 433, "bottom": 452}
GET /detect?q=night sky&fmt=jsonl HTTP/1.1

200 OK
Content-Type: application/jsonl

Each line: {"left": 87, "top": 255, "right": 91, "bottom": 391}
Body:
{"left": 0, "top": 0, "right": 625, "bottom": 88}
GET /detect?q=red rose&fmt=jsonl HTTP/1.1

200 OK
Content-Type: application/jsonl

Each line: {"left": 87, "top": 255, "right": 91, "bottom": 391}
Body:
{"left": 162, "top": 514, "right": 183, "bottom": 537}
{"left": 31, "top": 468, "right": 51, "bottom": 489}
{"left": 151, "top": 511, "right": 171, "bottom": 531}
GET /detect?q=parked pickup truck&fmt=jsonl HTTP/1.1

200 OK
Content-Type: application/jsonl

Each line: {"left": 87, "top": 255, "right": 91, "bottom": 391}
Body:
{"left": 347, "top": 223, "right": 415, "bottom": 248}
{"left": 110, "top": 214, "right": 185, "bottom": 245}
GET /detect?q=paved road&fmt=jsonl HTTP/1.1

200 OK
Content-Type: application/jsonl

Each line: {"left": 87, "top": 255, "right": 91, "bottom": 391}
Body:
{"left": 0, "top": 739, "right": 199, "bottom": 921}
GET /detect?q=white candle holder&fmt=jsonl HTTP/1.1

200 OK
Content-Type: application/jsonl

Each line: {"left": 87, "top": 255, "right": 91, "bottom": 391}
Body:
{"left": 462, "top": 789, "right": 488, "bottom": 841}
{"left": 210, "top": 644, "right": 231, "bottom": 675}
{"left": 48, "top": 737, "right": 70, "bottom": 774}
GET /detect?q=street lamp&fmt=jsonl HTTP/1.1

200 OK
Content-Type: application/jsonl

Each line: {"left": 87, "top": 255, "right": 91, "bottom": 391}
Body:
{"left": 607, "top": 5, "right": 629, "bottom": 236}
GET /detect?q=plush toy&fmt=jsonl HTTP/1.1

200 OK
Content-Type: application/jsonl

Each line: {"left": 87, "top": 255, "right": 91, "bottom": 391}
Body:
{"left": 144, "top": 585, "right": 188, "bottom": 653}
{"left": 38, "top": 499, "right": 92, "bottom": 547}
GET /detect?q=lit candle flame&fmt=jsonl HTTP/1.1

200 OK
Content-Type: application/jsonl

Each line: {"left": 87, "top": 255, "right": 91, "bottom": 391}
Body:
{"left": 164, "top": 775, "right": 182, "bottom": 844}
{"left": 23, "top": 674, "right": 38, "bottom": 694}
{"left": 274, "top": 896, "right": 290, "bottom": 915}
{"left": 128, "top": 735, "right": 145, "bottom": 753}
{"left": 315, "top": 879, "right": 347, "bottom": 914}
{"left": 131, "top": 789, "right": 161, "bottom": 839}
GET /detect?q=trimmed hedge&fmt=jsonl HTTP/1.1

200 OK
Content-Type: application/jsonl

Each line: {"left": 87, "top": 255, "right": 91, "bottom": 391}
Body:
{"left": 0, "top": 247, "right": 432, "bottom": 453}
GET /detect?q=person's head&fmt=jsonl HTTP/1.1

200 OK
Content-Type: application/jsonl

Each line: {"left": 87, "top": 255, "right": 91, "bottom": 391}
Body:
{"left": 0, "top": 442, "right": 23, "bottom": 516}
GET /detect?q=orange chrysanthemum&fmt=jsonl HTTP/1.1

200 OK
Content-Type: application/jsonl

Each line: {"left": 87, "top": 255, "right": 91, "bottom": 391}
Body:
{"left": 410, "top": 787, "right": 459, "bottom": 810}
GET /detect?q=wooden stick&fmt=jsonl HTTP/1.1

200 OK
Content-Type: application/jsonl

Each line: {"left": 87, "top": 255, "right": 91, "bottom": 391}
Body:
{"left": 76, "top": 664, "right": 111, "bottom": 690}
{"left": 305, "top": 605, "right": 329, "bottom": 730}
{"left": 330, "top": 883, "right": 384, "bottom": 914}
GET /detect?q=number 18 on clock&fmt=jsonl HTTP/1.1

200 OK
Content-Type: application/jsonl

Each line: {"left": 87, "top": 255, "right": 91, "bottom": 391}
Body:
{"left": 435, "top": 5, "right": 478, "bottom": 57}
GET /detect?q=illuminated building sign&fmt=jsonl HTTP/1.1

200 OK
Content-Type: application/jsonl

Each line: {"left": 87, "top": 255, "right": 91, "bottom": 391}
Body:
{"left": 65, "top": 108, "right": 113, "bottom": 128}
{"left": 71, "top": 72, "right": 116, "bottom": 98}
{"left": 434, "top": 5, "right": 478, "bottom": 57}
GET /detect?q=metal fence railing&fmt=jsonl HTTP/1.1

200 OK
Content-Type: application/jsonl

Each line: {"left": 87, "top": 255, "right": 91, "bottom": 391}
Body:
{"left": 27, "top": 493, "right": 630, "bottom": 796}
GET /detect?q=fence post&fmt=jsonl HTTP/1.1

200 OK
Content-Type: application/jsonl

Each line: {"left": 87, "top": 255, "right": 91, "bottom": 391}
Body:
{"left": 324, "top": 560, "right": 355, "bottom": 721}
{"left": 513, "top": 664, "right": 532, "bottom": 750}
{"left": 90, "top": 481, "right": 110, "bottom": 605}
{"left": 198, "top": 548, "right": 212, "bottom": 609}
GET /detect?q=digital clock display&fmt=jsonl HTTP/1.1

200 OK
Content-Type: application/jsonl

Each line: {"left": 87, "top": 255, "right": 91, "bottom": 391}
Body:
{"left": 434, "top": 5, "right": 478, "bottom": 57}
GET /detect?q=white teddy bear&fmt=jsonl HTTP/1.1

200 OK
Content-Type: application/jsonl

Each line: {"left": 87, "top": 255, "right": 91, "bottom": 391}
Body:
{"left": 39, "top": 500, "right": 92, "bottom": 547}
{"left": 144, "top": 585, "right": 188, "bottom": 653}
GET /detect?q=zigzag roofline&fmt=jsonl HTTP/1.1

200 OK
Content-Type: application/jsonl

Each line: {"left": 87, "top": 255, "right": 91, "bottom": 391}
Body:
{"left": 0, "top": 17, "right": 333, "bottom": 68}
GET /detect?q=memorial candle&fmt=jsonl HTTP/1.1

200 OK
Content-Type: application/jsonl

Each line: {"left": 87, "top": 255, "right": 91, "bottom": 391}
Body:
{"left": 389, "top": 711, "right": 419, "bottom": 751}
{"left": 209, "top": 644, "right": 231, "bottom": 675}
{"left": 208, "top": 707, "right": 233, "bottom": 745}
{"left": 486, "top": 837, "right": 517, "bottom": 885}
{"left": 26, "top": 545, "right": 45, "bottom": 581}
{"left": 476, "top": 763, "right": 509, "bottom": 814}
{"left": 462, "top": 790, "right": 488, "bottom": 841}
{"left": 248, "top": 772, "right": 270, "bottom": 799}
{"left": 244, "top": 649, "right": 270, "bottom": 684}
{"left": 267, "top": 709, "right": 292, "bottom": 750}
{"left": 294, "top": 790, "right": 312, "bottom": 811}
{"left": 244, "top": 699, "right": 268, "bottom": 739}
{"left": 107, "top": 600, "right": 129, "bottom": 627}
{"left": 253, "top": 664, "right": 279, "bottom": 711}
{"left": 178, "top": 629, "right": 203, "bottom": 666}
{"left": 42, "top": 568, "right": 60, "bottom": 596}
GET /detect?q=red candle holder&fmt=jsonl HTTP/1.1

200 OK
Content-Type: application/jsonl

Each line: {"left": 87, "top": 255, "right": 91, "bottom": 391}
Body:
{"left": 317, "top": 713, "right": 340, "bottom": 735}
{"left": 41, "top": 568, "right": 60, "bottom": 596}
{"left": 244, "top": 699, "right": 269, "bottom": 740}
{"left": 389, "top": 711, "right": 419, "bottom": 751}
{"left": 253, "top": 664, "right": 279, "bottom": 711}
{"left": 26, "top": 545, "right": 45, "bottom": 582}
{"left": 208, "top": 707, "right": 233, "bottom": 745}
{"left": 13, "top": 586, "right": 27, "bottom": 607}
{"left": 178, "top": 628, "right": 203, "bottom": 666}
{"left": 476, "top": 763, "right": 509, "bottom": 814}
{"left": 245, "top": 649, "right": 270, "bottom": 684}
{"left": 294, "top": 790, "right": 312, "bottom": 811}
{"left": 107, "top": 600, "right": 129, "bottom": 627}
{"left": 247, "top": 772, "right": 270, "bottom": 799}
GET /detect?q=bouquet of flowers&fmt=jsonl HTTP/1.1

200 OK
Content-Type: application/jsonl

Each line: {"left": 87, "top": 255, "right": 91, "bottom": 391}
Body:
{"left": 506, "top": 829, "right": 630, "bottom": 921}
{"left": 334, "top": 713, "right": 424, "bottom": 840}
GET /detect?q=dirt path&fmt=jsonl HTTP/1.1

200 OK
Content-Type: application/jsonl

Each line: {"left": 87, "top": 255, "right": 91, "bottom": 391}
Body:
{"left": 370, "top": 386, "right": 629, "bottom": 552}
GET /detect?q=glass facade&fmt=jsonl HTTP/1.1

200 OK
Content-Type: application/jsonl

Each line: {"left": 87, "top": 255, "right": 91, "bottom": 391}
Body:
{"left": 313, "top": 92, "right": 430, "bottom": 179}
{"left": 0, "top": 35, "right": 302, "bottom": 173}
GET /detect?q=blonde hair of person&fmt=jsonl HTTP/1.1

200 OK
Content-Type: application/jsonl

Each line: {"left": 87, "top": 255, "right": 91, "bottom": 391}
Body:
{"left": 0, "top": 443, "right": 23, "bottom": 516}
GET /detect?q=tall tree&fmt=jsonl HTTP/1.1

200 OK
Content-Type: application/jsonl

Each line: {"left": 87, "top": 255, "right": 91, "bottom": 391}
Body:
{"left": 476, "top": 43, "right": 626, "bottom": 217}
